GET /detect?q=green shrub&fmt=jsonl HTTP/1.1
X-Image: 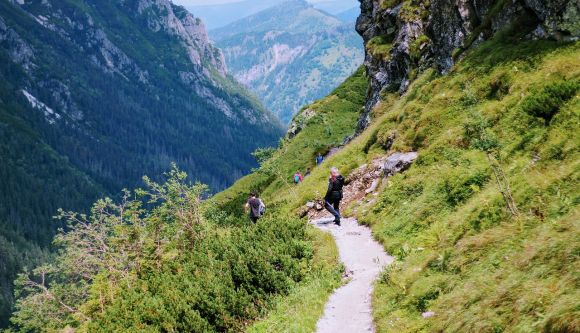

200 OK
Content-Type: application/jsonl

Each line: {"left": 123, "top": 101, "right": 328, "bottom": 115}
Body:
{"left": 366, "top": 36, "right": 393, "bottom": 61}
{"left": 409, "top": 35, "right": 431, "bottom": 62}
{"left": 381, "top": 0, "right": 402, "bottom": 9}
{"left": 439, "top": 169, "right": 490, "bottom": 207}
{"left": 10, "top": 169, "right": 311, "bottom": 332}
{"left": 521, "top": 79, "right": 579, "bottom": 123}
{"left": 487, "top": 72, "right": 512, "bottom": 100}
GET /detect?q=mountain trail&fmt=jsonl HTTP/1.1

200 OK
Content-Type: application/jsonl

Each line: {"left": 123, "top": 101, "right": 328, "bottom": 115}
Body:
{"left": 311, "top": 217, "right": 393, "bottom": 333}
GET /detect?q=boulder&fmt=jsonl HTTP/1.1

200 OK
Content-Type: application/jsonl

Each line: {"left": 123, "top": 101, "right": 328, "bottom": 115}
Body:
{"left": 384, "top": 152, "right": 419, "bottom": 177}
{"left": 365, "top": 179, "right": 379, "bottom": 194}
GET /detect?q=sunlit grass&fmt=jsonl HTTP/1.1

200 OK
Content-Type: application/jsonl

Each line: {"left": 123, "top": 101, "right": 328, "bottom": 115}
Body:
{"left": 217, "top": 33, "right": 579, "bottom": 332}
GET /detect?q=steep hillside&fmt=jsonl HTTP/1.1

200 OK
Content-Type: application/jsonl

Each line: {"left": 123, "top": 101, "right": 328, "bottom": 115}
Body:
{"left": 0, "top": 0, "right": 282, "bottom": 325}
{"left": 212, "top": 0, "right": 364, "bottom": 123}
{"left": 358, "top": 39, "right": 579, "bottom": 333}
{"left": 216, "top": 1, "right": 580, "bottom": 332}
{"left": 4, "top": 0, "right": 578, "bottom": 332}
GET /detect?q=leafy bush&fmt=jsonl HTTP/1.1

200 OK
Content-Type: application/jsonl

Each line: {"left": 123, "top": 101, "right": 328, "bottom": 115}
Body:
{"left": 521, "top": 79, "right": 579, "bottom": 123}
{"left": 439, "top": 169, "right": 490, "bottom": 207}
{"left": 9, "top": 168, "right": 311, "bottom": 332}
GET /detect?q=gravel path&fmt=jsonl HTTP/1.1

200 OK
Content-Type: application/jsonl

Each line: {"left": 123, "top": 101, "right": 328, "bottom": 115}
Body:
{"left": 311, "top": 217, "right": 393, "bottom": 333}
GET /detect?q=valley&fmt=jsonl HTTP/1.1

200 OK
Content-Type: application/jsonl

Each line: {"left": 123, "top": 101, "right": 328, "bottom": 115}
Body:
{"left": 0, "top": 0, "right": 283, "bottom": 325}
{"left": 211, "top": 0, "right": 364, "bottom": 123}
{"left": 1, "top": 0, "right": 578, "bottom": 331}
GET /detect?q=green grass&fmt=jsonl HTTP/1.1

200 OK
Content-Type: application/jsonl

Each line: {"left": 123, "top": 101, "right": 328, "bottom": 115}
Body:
{"left": 230, "top": 34, "right": 578, "bottom": 332}
{"left": 354, "top": 37, "right": 580, "bottom": 332}
{"left": 366, "top": 36, "right": 393, "bottom": 61}
{"left": 216, "top": 28, "right": 579, "bottom": 332}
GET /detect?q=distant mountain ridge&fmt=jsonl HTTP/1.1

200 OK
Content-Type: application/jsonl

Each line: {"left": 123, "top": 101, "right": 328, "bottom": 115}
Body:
{"left": 0, "top": 0, "right": 282, "bottom": 325}
{"left": 213, "top": 0, "right": 364, "bottom": 123}
{"left": 186, "top": 0, "right": 358, "bottom": 30}
{"left": 187, "top": 0, "right": 288, "bottom": 30}
{"left": 310, "top": 0, "right": 359, "bottom": 14}
{"left": 335, "top": 6, "right": 360, "bottom": 23}
{"left": 211, "top": 0, "right": 344, "bottom": 40}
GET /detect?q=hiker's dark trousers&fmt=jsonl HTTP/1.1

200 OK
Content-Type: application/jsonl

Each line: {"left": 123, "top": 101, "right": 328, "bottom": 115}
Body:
{"left": 325, "top": 199, "right": 341, "bottom": 224}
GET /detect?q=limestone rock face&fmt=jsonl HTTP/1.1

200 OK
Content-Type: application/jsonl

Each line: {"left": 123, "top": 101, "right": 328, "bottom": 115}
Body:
{"left": 136, "top": 0, "right": 227, "bottom": 75}
{"left": 356, "top": 0, "right": 579, "bottom": 132}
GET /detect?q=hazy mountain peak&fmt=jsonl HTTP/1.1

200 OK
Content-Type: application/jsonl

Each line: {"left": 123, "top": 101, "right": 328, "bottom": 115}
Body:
{"left": 213, "top": 0, "right": 363, "bottom": 123}
{"left": 210, "top": 0, "right": 343, "bottom": 40}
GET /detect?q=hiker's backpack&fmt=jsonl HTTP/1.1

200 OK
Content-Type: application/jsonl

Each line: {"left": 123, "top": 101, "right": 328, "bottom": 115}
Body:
{"left": 258, "top": 200, "right": 266, "bottom": 216}
{"left": 294, "top": 174, "right": 300, "bottom": 183}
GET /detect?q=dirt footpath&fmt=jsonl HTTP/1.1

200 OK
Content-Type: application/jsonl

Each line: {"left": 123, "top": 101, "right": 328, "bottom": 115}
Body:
{"left": 311, "top": 217, "right": 393, "bottom": 333}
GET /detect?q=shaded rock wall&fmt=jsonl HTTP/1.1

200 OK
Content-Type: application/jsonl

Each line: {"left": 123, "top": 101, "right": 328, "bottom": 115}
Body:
{"left": 355, "top": 0, "right": 579, "bottom": 131}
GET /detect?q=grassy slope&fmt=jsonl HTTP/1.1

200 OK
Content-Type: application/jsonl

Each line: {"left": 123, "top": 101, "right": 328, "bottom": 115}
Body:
{"left": 217, "top": 34, "right": 579, "bottom": 332}
{"left": 213, "top": 66, "right": 368, "bottom": 214}
{"left": 214, "top": 67, "right": 367, "bottom": 332}
{"left": 359, "top": 37, "right": 579, "bottom": 332}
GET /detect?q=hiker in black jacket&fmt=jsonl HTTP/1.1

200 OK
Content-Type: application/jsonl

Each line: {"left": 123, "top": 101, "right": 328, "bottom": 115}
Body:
{"left": 324, "top": 167, "right": 345, "bottom": 226}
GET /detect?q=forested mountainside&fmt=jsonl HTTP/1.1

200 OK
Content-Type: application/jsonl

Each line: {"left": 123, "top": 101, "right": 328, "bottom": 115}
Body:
{"left": 0, "top": 0, "right": 282, "bottom": 326}
{"left": 212, "top": 0, "right": 364, "bottom": 123}
{"left": 4, "top": 0, "right": 579, "bottom": 332}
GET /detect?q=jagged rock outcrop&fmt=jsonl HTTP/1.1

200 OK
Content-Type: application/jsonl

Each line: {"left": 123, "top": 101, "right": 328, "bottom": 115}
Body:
{"left": 136, "top": 0, "right": 227, "bottom": 75}
{"left": 383, "top": 151, "right": 418, "bottom": 176}
{"left": 286, "top": 108, "right": 316, "bottom": 139}
{"left": 355, "top": 0, "right": 580, "bottom": 131}
{"left": 303, "top": 151, "right": 418, "bottom": 219}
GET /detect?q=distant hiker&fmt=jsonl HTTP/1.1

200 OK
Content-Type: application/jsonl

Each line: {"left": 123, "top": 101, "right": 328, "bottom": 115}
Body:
{"left": 305, "top": 168, "right": 311, "bottom": 177}
{"left": 245, "top": 192, "right": 265, "bottom": 223}
{"left": 316, "top": 153, "right": 324, "bottom": 165}
{"left": 324, "top": 167, "right": 344, "bottom": 226}
{"left": 294, "top": 171, "right": 304, "bottom": 184}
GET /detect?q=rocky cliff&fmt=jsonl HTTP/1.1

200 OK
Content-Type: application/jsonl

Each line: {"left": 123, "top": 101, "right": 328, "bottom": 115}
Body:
{"left": 356, "top": 0, "right": 579, "bottom": 130}
{"left": 137, "top": 0, "right": 227, "bottom": 75}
